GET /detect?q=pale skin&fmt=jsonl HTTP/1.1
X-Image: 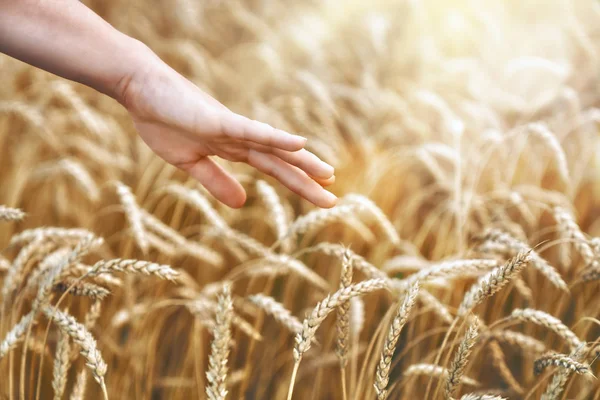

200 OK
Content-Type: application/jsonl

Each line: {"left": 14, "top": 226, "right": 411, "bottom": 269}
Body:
{"left": 0, "top": 0, "right": 337, "bottom": 209}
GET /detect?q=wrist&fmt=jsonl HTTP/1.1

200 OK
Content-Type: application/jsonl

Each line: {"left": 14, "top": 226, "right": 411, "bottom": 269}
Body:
{"left": 101, "top": 37, "right": 156, "bottom": 107}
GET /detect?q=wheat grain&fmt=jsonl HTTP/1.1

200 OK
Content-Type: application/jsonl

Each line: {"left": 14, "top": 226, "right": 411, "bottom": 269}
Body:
{"left": 374, "top": 282, "right": 419, "bottom": 399}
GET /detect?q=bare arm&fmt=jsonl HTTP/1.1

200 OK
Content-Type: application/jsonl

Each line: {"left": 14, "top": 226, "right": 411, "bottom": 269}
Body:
{"left": 0, "top": 0, "right": 337, "bottom": 208}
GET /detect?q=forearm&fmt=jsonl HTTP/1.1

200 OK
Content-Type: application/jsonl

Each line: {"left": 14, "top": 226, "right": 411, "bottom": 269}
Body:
{"left": 0, "top": 0, "right": 151, "bottom": 101}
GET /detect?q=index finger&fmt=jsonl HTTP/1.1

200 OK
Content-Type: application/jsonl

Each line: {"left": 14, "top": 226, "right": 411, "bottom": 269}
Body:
{"left": 220, "top": 112, "right": 307, "bottom": 152}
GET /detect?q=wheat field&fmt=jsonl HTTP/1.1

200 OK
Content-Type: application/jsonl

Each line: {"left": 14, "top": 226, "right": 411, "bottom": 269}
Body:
{"left": 1, "top": 0, "right": 600, "bottom": 399}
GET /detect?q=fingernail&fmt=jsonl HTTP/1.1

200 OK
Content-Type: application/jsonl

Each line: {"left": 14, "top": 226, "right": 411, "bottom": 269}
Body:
{"left": 323, "top": 190, "right": 338, "bottom": 207}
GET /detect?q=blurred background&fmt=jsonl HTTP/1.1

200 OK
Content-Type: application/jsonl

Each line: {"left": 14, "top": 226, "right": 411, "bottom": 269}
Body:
{"left": 2, "top": 0, "right": 600, "bottom": 399}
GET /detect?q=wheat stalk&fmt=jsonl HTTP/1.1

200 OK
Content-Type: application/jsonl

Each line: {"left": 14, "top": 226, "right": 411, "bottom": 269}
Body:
{"left": 488, "top": 340, "right": 524, "bottom": 395}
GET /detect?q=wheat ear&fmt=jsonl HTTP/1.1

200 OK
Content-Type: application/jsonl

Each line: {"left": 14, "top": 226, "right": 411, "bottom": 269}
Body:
{"left": 445, "top": 317, "right": 480, "bottom": 400}
{"left": 374, "top": 282, "right": 420, "bottom": 399}
{"left": 510, "top": 308, "right": 583, "bottom": 351}
{"left": 42, "top": 306, "right": 107, "bottom": 396}
{"left": 460, "top": 394, "right": 506, "bottom": 400}
{"left": 0, "top": 205, "right": 25, "bottom": 221}
{"left": 336, "top": 249, "right": 353, "bottom": 400}
{"left": 0, "top": 310, "right": 35, "bottom": 360}
{"left": 481, "top": 229, "right": 567, "bottom": 290}
{"left": 404, "top": 364, "right": 480, "bottom": 387}
{"left": 205, "top": 285, "right": 233, "bottom": 400}
{"left": 553, "top": 206, "right": 596, "bottom": 265}
{"left": 458, "top": 252, "right": 531, "bottom": 316}
{"left": 541, "top": 343, "right": 588, "bottom": 400}
{"left": 114, "top": 181, "right": 148, "bottom": 253}
{"left": 257, "top": 180, "right": 292, "bottom": 252}
{"left": 87, "top": 258, "right": 178, "bottom": 281}
{"left": 69, "top": 369, "right": 88, "bottom": 400}
{"left": 248, "top": 294, "right": 302, "bottom": 334}
{"left": 288, "top": 279, "right": 390, "bottom": 400}
{"left": 534, "top": 352, "right": 590, "bottom": 376}
{"left": 53, "top": 330, "right": 71, "bottom": 400}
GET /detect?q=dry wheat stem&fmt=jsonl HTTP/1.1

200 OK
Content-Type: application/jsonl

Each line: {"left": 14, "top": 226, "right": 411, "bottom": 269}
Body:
{"left": 488, "top": 340, "right": 524, "bottom": 395}
{"left": 205, "top": 285, "right": 233, "bottom": 400}
{"left": 446, "top": 317, "right": 480, "bottom": 400}
{"left": 458, "top": 252, "right": 531, "bottom": 316}
{"left": 374, "top": 282, "right": 420, "bottom": 399}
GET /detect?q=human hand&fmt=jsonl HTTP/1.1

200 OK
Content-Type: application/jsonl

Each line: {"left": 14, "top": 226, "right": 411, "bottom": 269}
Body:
{"left": 116, "top": 49, "right": 337, "bottom": 209}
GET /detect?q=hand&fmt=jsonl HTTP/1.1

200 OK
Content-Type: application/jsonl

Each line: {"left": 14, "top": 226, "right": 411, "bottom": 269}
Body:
{"left": 116, "top": 48, "right": 337, "bottom": 209}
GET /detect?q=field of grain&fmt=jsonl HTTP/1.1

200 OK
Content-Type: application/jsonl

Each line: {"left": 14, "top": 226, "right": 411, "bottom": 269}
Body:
{"left": 1, "top": 1, "right": 600, "bottom": 399}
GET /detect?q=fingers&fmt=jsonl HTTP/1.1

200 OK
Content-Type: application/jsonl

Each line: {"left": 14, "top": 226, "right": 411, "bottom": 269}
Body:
{"left": 183, "top": 157, "right": 247, "bottom": 208}
{"left": 313, "top": 175, "right": 335, "bottom": 187}
{"left": 244, "top": 143, "right": 334, "bottom": 180}
{"left": 247, "top": 150, "right": 337, "bottom": 208}
{"left": 219, "top": 112, "right": 307, "bottom": 152}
